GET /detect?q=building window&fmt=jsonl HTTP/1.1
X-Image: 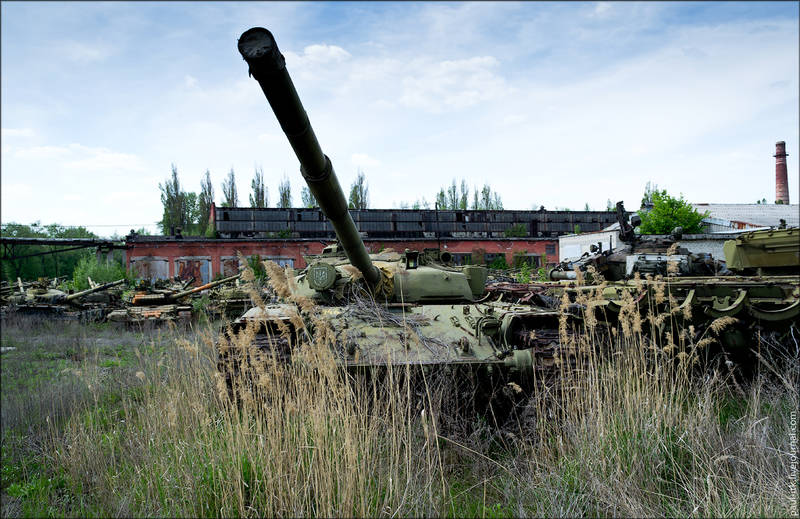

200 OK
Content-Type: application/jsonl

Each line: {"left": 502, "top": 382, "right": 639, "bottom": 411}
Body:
{"left": 452, "top": 253, "right": 472, "bottom": 266}
{"left": 545, "top": 244, "right": 556, "bottom": 255}
{"left": 484, "top": 253, "right": 506, "bottom": 266}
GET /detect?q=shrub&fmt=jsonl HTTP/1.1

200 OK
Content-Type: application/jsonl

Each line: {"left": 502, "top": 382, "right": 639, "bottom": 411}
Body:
{"left": 71, "top": 257, "right": 132, "bottom": 291}
{"left": 489, "top": 255, "right": 509, "bottom": 270}
{"left": 638, "top": 190, "right": 708, "bottom": 234}
{"left": 517, "top": 262, "right": 531, "bottom": 283}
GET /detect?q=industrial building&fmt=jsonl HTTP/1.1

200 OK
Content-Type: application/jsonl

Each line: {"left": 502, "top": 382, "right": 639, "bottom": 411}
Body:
{"left": 126, "top": 208, "right": 621, "bottom": 283}
{"left": 125, "top": 140, "right": 794, "bottom": 284}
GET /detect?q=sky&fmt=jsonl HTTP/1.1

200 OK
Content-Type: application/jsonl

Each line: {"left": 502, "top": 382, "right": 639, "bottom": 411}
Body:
{"left": 2, "top": 1, "right": 798, "bottom": 238}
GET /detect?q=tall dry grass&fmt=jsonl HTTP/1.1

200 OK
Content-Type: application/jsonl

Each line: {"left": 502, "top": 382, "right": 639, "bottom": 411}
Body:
{"left": 30, "top": 268, "right": 799, "bottom": 517}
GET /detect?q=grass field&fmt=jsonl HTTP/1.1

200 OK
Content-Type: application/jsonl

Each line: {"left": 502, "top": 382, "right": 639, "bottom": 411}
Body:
{"left": 1, "top": 301, "right": 798, "bottom": 517}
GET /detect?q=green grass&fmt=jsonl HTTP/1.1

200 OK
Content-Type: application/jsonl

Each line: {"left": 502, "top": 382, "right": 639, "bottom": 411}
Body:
{"left": 1, "top": 310, "right": 797, "bottom": 518}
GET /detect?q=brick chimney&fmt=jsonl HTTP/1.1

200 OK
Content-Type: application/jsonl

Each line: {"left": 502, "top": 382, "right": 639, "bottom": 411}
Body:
{"left": 774, "top": 141, "right": 789, "bottom": 204}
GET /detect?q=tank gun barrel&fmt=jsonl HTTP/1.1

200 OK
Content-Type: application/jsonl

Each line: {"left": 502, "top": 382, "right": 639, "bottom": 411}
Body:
{"left": 169, "top": 274, "right": 241, "bottom": 301}
{"left": 132, "top": 274, "right": 241, "bottom": 306}
{"left": 64, "top": 279, "right": 125, "bottom": 302}
{"left": 237, "top": 27, "right": 381, "bottom": 285}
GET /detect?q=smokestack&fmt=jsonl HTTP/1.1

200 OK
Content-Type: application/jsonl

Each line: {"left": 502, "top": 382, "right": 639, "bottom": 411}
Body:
{"left": 774, "top": 141, "right": 789, "bottom": 204}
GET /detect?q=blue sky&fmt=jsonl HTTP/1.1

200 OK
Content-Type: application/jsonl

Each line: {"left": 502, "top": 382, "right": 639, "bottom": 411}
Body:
{"left": 2, "top": 1, "right": 798, "bottom": 237}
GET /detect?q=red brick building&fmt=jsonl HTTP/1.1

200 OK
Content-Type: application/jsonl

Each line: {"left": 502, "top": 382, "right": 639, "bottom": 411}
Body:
{"left": 126, "top": 207, "right": 620, "bottom": 284}
{"left": 125, "top": 236, "right": 558, "bottom": 284}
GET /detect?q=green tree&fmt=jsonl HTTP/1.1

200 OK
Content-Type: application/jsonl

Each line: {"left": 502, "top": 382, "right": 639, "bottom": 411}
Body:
{"left": 637, "top": 190, "right": 709, "bottom": 234}
{"left": 301, "top": 186, "right": 317, "bottom": 208}
{"left": 198, "top": 169, "right": 214, "bottom": 236}
{"left": 477, "top": 184, "right": 503, "bottom": 210}
{"left": 435, "top": 188, "right": 447, "bottom": 210}
{"left": 221, "top": 168, "right": 238, "bottom": 207}
{"left": 459, "top": 180, "right": 469, "bottom": 210}
{"left": 435, "top": 180, "right": 503, "bottom": 211}
{"left": 72, "top": 256, "right": 130, "bottom": 290}
{"left": 348, "top": 170, "right": 369, "bottom": 210}
{"left": 278, "top": 175, "right": 292, "bottom": 208}
{"left": 159, "top": 164, "right": 189, "bottom": 234}
{"left": 445, "top": 179, "right": 458, "bottom": 210}
{"left": 183, "top": 192, "right": 200, "bottom": 234}
{"left": 250, "top": 166, "right": 268, "bottom": 208}
{"left": 0, "top": 222, "right": 98, "bottom": 282}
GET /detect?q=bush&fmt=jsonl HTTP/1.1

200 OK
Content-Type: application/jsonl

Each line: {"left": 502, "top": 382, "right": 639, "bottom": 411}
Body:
{"left": 71, "top": 257, "right": 131, "bottom": 290}
{"left": 517, "top": 262, "right": 531, "bottom": 283}
{"left": 489, "top": 255, "right": 508, "bottom": 270}
{"left": 637, "top": 191, "right": 708, "bottom": 234}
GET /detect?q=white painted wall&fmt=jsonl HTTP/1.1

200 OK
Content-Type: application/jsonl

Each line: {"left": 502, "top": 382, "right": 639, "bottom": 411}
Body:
{"left": 559, "top": 231, "right": 618, "bottom": 261}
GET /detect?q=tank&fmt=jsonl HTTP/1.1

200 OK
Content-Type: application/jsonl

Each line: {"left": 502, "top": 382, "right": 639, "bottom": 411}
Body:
{"left": 220, "top": 28, "right": 579, "bottom": 410}
{"left": 723, "top": 227, "right": 800, "bottom": 275}
{"left": 548, "top": 201, "right": 729, "bottom": 281}
{"left": 107, "top": 274, "right": 240, "bottom": 326}
{"left": 2, "top": 278, "right": 126, "bottom": 322}
{"left": 222, "top": 28, "right": 800, "bottom": 407}
{"left": 207, "top": 280, "right": 272, "bottom": 320}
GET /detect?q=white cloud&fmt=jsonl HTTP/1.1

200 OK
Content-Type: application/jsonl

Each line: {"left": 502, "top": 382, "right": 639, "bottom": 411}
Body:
{"left": 12, "top": 143, "right": 145, "bottom": 172}
{"left": 14, "top": 145, "right": 70, "bottom": 159}
{"left": 62, "top": 144, "right": 146, "bottom": 173}
{"left": 351, "top": 153, "right": 381, "bottom": 168}
{"left": 398, "top": 56, "right": 509, "bottom": 112}
{"left": 592, "top": 2, "right": 613, "bottom": 18}
{"left": 60, "top": 40, "right": 112, "bottom": 63}
{"left": 62, "top": 194, "right": 83, "bottom": 201}
{"left": 285, "top": 44, "right": 352, "bottom": 68}
{"left": 1, "top": 128, "right": 35, "bottom": 138}
{"left": 184, "top": 75, "right": 198, "bottom": 88}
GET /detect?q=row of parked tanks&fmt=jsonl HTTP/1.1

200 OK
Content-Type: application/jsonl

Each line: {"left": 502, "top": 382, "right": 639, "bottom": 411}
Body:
{"left": 0, "top": 273, "right": 247, "bottom": 326}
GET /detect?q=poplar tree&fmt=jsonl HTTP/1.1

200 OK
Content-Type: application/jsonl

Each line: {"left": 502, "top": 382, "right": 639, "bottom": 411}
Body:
{"left": 198, "top": 169, "right": 214, "bottom": 235}
{"left": 250, "top": 166, "right": 268, "bottom": 208}
{"left": 221, "top": 168, "right": 238, "bottom": 207}
{"left": 278, "top": 175, "right": 292, "bottom": 208}
{"left": 348, "top": 170, "right": 369, "bottom": 210}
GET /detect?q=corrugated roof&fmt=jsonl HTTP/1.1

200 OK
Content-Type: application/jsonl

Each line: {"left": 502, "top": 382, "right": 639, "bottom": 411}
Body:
{"left": 691, "top": 204, "right": 799, "bottom": 227}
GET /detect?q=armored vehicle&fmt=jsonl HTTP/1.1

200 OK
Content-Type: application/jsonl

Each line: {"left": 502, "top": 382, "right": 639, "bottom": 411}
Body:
{"left": 107, "top": 274, "right": 240, "bottom": 326}
{"left": 548, "top": 201, "right": 728, "bottom": 281}
{"left": 723, "top": 227, "right": 799, "bottom": 275}
{"left": 207, "top": 281, "right": 272, "bottom": 319}
{"left": 2, "top": 279, "right": 126, "bottom": 322}
{"left": 221, "top": 27, "right": 583, "bottom": 406}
